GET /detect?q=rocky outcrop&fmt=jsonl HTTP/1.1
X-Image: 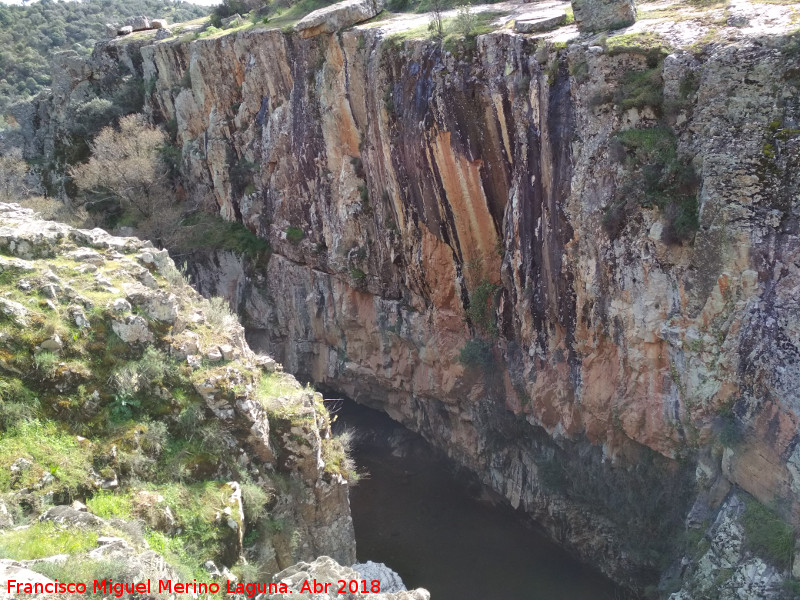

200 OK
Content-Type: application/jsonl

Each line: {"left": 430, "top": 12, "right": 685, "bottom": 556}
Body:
{"left": 0, "top": 203, "right": 355, "bottom": 581}
{"left": 571, "top": 0, "right": 635, "bottom": 32}
{"left": 670, "top": 493, "right": 786, "bottom": 600}
{"left": 295, "top": 0, "right": 385, "bottom": 38}
{"left": 19, "top": 0, "right": 800, "bottom": 593}
{"left": 272, "top": 556, "right": 428, "bottom": 599}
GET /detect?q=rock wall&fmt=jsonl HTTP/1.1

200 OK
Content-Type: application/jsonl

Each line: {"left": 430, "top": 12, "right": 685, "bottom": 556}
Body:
{"left": 22, "top": 9, "right": 800, "bottom": 593}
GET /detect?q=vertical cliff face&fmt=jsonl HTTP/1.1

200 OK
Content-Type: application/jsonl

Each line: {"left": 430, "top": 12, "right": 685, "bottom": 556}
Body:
{"left": 24, "top": 7, "right": 800, "bottom": 591}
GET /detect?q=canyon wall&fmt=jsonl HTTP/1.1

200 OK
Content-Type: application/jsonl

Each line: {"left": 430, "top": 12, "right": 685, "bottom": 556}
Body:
{"left": 21, "top": 9, "right": 800, "bottom": 593}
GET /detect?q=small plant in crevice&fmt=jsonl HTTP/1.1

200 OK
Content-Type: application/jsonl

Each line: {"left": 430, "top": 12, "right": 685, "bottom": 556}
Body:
{"left": 285, "top": 226, "right": 304, "bottom": 244}
{"left": 466, "top": 279, "right": 500, "bottom": 335}
{"left": 569, "top": 58, "right": 589, "bottom": 84}
{"left": 349, "top": 267, "right": 366, "bottom": 282}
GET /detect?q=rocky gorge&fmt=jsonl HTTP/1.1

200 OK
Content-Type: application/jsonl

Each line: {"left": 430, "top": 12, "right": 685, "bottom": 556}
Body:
{"left": 7, "top": 0, "right": 800, "bottom": 595}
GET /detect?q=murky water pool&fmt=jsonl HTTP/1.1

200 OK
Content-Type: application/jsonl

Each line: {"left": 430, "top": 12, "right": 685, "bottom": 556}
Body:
{"left": 335, "top": 400, "right": 625, "bottom": 600}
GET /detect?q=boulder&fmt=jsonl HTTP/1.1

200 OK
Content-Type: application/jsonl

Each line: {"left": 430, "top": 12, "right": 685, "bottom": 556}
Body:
{"left": 117, "top": 26, "right": 133, "bottom": 36}
{"left": 154, "top": 28, "right": 173, "bottom": 41}
{"left": 124, "top": 16, "right": 150, "bottom": 31}
{"left": 40, "top": 505, "right": 106, "bottom": 528}
{"left": 111, "top": 315, "right": 154, "bottom": 344}
{"left": 351, "top": 561, "right": 407, "bottom": 593}
{"left": 0, "top": 298, "right": 28, "bottom": 326}
{"left": 274, "top": 557, "right": 429, "bottom": 599}
{"left": 69, "top": 305, "right": 89, "bottom": 328}
{"left": 221, "top": 14, "right": 243, "bottom": 28}
{"left": 571, "top": 0, "right": 635, "bottom": 32}
{"left": 105, "top": 23, "right": 120, "bottom": 37}
{"left": 39, "top": 335, "right": 63, "bottom": 353}
{"left": 151, "top": 18, "right": 168, "bottom": 29}
{"left": 294, "top": 0, "right": 383, "bottom": 38}
{"left": 514, "top": 12, "right": 567, "bottom": 33}
{"left": 0, "top": 560, "right": 54, "bottom": 594}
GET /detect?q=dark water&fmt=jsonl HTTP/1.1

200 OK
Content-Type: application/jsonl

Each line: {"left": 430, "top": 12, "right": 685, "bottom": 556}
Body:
{"left": 334, "top": 400, "right": 624, "bottom": 600}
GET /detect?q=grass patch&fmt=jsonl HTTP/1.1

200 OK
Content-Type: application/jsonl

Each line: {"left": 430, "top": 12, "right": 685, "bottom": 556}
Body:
{"left": 86, "top": 490, "right": 134, "bottom": 520}
{"left": 258, "top": 372, "right": 303, "bottom": 403}
{"left": 0, "top": 378, "right": 40, "bottom": 430}
{"left": 0, "top": 521, "right": 98, "bottom": 559}
{"left": 604, "top": 32, "right": 672, "bottom": 64}
{"left": 261, "top": 0, "right": 338, "bottom": 29}
{"left": 321, "top": 431, "right": 358, "bottom": 481}
{"left": 0, "top": 419, "right": 94, "bottom": 497}
{"left": 32, "top": 558, "right": 127, "bottom": 598}
{"left": 387, "top": 0, "right": 503, "bottom": 13}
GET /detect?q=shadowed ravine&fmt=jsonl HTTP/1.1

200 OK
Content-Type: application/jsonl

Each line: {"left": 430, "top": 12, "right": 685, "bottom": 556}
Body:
{"left": 335, "top": 400, "right": 624, "bottom": 600}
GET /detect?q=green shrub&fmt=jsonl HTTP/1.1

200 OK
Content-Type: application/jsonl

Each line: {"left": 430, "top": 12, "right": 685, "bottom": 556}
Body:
{"left": 177, "top": 212, "right": 270, "bottom": 258}
{"left": 613, "top": 127, "right": 699, "bottom": 243}
{"left": 458, "top": 338, "right": 493, "bottom": 368}
{"left": 205, "top": 296, "right": 238, "bottom": 330}
{"left": 569, "top": 58, "right": 589, "bottom": 84}
{"left": 321, "top": 431, "right": 359, "bottom": 481}
{"left": 742, "top": 498, "right": 795, "bottom": 570}
{"left": 615, "top": 65, "right": 664, "bottom": 114}
{"left": 33, "top": 351, "right": 60, "bottom": 378}
{"left": 466, "top": 279, "right": 498, "bottom": 335}
{"left": 0, "top": 419, "right": 94, "bottom": 496}
{"left": 286, "top": 226, "right": 304, "bottom": 244}
{"left": 240, "top": 482, "right": 271, "bottom": 526}
{"left": 453, "top": 2, "right": 477, "bottom": 37}
{"left": 349, "top": 267, "right": 367, "bottom": 282}
{"left": 0, "top": 378, "right": 39, "bottom": 430}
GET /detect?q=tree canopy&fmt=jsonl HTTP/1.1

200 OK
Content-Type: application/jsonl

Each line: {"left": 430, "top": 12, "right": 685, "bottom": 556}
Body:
{"left": 0, "top": 0, "right": 210, "bottom": 112}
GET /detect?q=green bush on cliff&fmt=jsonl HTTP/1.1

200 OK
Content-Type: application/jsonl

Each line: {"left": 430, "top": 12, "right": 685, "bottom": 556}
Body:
{"left": 466, "top": 279, "right": 499, "bottom": 336}
{"left": 177, "top": 212, "right": 271, "bottom": 259}
{"left": 615, "top": 65, "right": 664, "bottom": 114}
{"left": 742, "top": 497, "right": 795, "bottom": 570}
{"left": 608, "top": 127, "right": 699, "bottom": 243}
{"left": 458, "top": 338, "right": 493, "bottom": 368}
{"left": 286, "top": 226, "right": 305, "bottom": 244}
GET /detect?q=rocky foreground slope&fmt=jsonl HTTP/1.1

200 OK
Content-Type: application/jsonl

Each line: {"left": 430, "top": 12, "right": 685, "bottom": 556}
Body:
{"left": 0, "top": 203, "right": 431, "bottom": 598}
{"left": 11, "top": 0, "right": 800, "bottom": 594}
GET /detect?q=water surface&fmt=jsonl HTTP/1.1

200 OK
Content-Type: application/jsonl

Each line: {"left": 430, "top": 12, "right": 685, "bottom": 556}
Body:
{"left": 336, "top": 400, "right": 624, "bottom": 600}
